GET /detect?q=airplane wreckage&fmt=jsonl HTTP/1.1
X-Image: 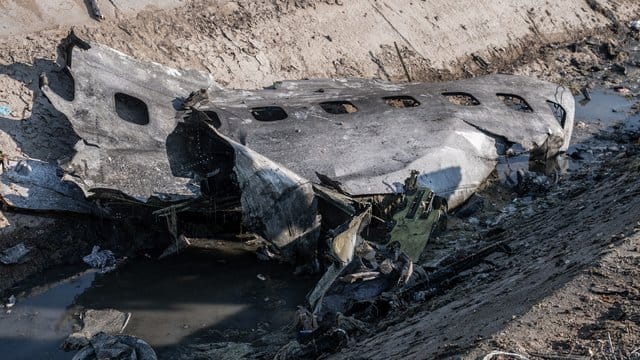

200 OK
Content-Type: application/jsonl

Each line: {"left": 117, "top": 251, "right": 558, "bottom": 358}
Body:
{"left": 0, "top": 35, "right": 574, "bottom": 324}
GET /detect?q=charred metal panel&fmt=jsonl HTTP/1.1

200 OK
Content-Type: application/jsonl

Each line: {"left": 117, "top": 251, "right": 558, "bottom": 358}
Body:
{"left": 0, "top": 159, "right": 102, "bottom": 214}
{"left": 41, "top": 40, "right": 574, "bottom": 209}
{"left": 221, "top": 127, "right": 321, "bottom": 257}
{"left": 41, "top": 40, "right": 219, "bottom": 202}
{"left": 155, "top": 109, "right": 320, "bottom": 256}
{"left": 194, "top": 76, "right": 574, "bottom": 207}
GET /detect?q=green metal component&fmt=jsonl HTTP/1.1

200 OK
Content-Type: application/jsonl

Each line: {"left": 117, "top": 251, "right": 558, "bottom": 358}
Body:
{"left": 389, "top": 171, "right": 446, "bottom": 262}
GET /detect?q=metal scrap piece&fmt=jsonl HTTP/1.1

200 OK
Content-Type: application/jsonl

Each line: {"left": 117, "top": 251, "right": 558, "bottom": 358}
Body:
{"left": 388, "top": 171, "right": 447, "bottom": 261}
{"left": 0, "top": 159, "right": 102, "bottom": 214}
{"left": 41, "top": 38, "right": 219, "bottom": 203}
{"left": 313, "top": 184, "right": 373, "bottom": 264}
{"left": 224, "top": 127, "right": 321, "bottom": 257}
{"left": 82, "top": 246, "right": 117, "bottom": 273}
{"left": 72, "top": 332, "right": 157, "bottom": 360}
{"left": 328, "top": 209, "right": 370, "bottom": 265}
{"left": 88, "top": 0, "right": 104, "bottom": 20}
{"left": 314, "top": 257, "right": 398, "bottom": 318}
{"left": 0, "top": 242, "right": 30, "bottom": 265}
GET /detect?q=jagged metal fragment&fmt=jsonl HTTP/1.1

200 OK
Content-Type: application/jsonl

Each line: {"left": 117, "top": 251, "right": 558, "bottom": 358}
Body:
{"left": 41, "top": 39, "right": 219, "bottom": 203}
{"left": 194, "top": 76, "right": 574, "bottom": 208}
{"left": 220, "top": 124, "right": 321, "bottom": 258}
{"left": 0, "top": 159, "right": 101, "bottom": 214}
{"left": 314, "top": 184, "right": 371, "bottom": 264}
{"left": 388, "top": 171, "right": 447, "bottom": 261}
{"left": 311, "top": 253, "right": 409, "bottom": 319}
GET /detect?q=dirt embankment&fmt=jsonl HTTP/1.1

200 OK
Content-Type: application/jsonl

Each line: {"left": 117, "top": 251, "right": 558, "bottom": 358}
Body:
{"left": 12, "top": 0, "right": 640, "bottom": 88}
{"left": 0, "top": 0, "right": 184, "bottom": 37}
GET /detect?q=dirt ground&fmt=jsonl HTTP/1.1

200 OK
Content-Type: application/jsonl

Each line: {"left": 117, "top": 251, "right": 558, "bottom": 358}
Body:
{"left": 1, "top": 1, "right": 640, "bottom": 359}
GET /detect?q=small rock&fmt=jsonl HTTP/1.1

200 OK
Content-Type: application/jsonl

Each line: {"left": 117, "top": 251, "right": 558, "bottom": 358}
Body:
{"left": 64, "top": 309, "right": 131, "bottom": 350}
{"left": 257, "top": 274, "right": 266, "bottom": 281}
{"left": 612, "top": 63, "right": 627, "bottom": 75}
{"left": 379, "top": 259, "right": 394, "bottom": 275}
{"left": 82, "top": 246, "right": 116, "bottom": 273}
{"left": 6, "top": 295, "right": 16, "bottom": 308}
{"left": 0, "top": 242, "right": 31, "bottom": 265}
{"left": 158, "top": 235, "right": 191, "bottom": 259}
{"left": 614, "top": 86, "right": 631, "bottom": 95}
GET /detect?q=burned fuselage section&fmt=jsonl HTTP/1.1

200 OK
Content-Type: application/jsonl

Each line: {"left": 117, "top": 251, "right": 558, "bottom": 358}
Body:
{"left": 1, "top": 37, "right": 574, "bottom": 320}
{"left": 192, "top": 75, "right": 573, "bottom": 209}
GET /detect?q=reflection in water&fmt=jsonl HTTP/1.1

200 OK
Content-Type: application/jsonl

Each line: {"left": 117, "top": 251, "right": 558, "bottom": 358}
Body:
{"left": 575, "top": 89, "right": 635, "bottom": 127}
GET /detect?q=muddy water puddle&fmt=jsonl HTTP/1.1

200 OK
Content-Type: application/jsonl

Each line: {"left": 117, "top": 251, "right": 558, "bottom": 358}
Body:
{"left": 575, "top": 89, "right": 640, "bottom": 132}
{"left": 569, "top": 88, "right": 640, "bottom": 162}
{"left": 0, "top": 241, "right": 313, "bottom": 359}
{"left": 0, "top": 268, "right": 96, "bottom": 360}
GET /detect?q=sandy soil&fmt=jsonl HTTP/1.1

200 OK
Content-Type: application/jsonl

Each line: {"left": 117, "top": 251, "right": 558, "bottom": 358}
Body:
{"left": 1, "top": 1, "right": 640, "bottom": 359}
{"left": 0, "top": 0, "right": 185, "bottom": 37}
